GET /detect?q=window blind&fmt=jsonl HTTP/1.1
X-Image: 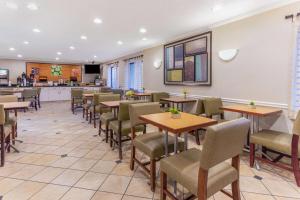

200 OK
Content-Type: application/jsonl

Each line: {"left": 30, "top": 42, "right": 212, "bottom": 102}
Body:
{"left": 107, "top": 64, "right": 119, "bottom": 89}
{"left": 292, "top": 27, "right": 300, "bottom": 112}
{"left": 126, "top": 60, "right": 143, "bottom": 91}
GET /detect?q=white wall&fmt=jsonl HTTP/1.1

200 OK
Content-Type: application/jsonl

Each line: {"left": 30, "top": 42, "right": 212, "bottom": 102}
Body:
{"left": 0, "top": 59, "right": 26, "bottom": 83}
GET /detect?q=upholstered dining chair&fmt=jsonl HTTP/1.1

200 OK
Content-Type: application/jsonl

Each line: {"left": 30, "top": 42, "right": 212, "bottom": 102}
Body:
{"left": 109, "top": 101, "right": 146, "bottom": 160}
{"left": 0, "top": 95, "right": 18, "bottom": 145}
{"left": 203, "top": 97, "right": 226, "bottom": 122}
{"left": 0, "top": 104, "right": 12, "bottom": 167}
{"left": 151, "top": 92, "right": 170, "bottom": 109}
{"left": 22, "top": 89, "right": 38, "bottom": 111}
{"left": 36, "top": 87, "right": 42, "bottom": 108}
{"left": 160, "top": 118, "right": 250, "bottom": 200}
{"left": 129, "top": 102, "right": 184, "bottom": 191}
{"left": 100, "top": 87, "right": 113, "bottom": 93}
{"left": 99, "top": 94, "right": 121, "bottom": 142}
{"left": 190, "top": 99, "right": 206, "bottom": 145}
{"left": 250, "top": 111, "right": 300, "bottom": 187}
{"left": 82, "top": 90, "right": 95, "bottom": 120}
{"left": 71, "top": 88, "right": 83, "bottom": 114}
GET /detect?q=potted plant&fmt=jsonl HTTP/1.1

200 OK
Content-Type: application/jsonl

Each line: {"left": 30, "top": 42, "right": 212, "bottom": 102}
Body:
{"left": 249, "top": 101, "right": 256, "bottom": 109}
{"left": 125, "top": 90, "right": 135, "bottom": 99}
{"left": 168, "top": 108, "right": 181, "bottom": 119}
{"left": 182, "top": 88, "right": 188, "bottom": 99}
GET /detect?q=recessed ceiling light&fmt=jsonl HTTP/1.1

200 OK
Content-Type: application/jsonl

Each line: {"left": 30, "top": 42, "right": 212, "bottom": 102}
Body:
{"left": 33, "top": 28, "right": 41, "bottom": 33}
{"left": 81, "top": 35, "right": 87, "bottom": 40}
{"left": 57, "top": 52, "right": 62, "bottom": 55}
{"left": 17, "top": 54, "right": 23, "bottom": 58}
{"left": 55, "top": 57, "right": 59, "bottom": 61}
{"left": 23, "top": 41, "right": 29, "bottom": 45}
{"left": 139, "top": 28, "right": 147, "bottom": 33}
{"left": 93, "top": 55, "right": 97, "bottom": 58}
{"left": 117, "top": 41, "right": 123, "bottom": 45}
{"left": 9, "top": 47, "right": 15, "bottom": 51}
{"left": 142, "top": 37, "right": 148, "bottom": 41}
{"left": 69, "top": 46, "right": 75, "bottom": 50}
{"left": 212, "top": 4, "right": 222, "bottom": 12}
{"left": 93, "top": 18, "right": 103, "bottom": 24}
{"left": 5, "top": 2, "right": 18, "bottom": 10}
{"left": 27, "top": 3, "right": 38, "bottom": 10}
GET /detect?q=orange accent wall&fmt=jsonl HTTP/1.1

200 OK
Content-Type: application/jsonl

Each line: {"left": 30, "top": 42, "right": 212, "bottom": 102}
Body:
{"left": 26, "top": 62, "right": 82, "bottom": 82}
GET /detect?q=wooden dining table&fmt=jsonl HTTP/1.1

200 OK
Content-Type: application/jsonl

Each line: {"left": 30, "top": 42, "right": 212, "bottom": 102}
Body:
{"left": 160, "top": 97, "right": 196, "bottom": 111}
{"left": 132, "top": 93, "right": 151, "bottom": 100}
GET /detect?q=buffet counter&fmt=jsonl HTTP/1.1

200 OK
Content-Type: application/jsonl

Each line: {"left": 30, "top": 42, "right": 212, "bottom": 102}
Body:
{"left": 0, "top": 86, "right": 102, "bottom": 102}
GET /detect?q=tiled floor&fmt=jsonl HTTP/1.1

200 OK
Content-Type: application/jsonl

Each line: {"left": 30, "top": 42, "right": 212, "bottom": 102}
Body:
{"left": 0, "top": 101, "right": 299, "bottom": 200}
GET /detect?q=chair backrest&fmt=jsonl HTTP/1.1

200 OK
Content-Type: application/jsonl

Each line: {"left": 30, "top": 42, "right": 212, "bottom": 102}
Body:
{"left": 0, "top": 95, "right": 18, "bottom": 103}
{"left": 112, "top": 89, "right": 124, "bottom": 96}
{"left": 0, "top": 104, "right": 5, "bottom": 125}
{"left": 193, "top": 99, "right": 205, "bottom": 115}
{"left": 203, "top": 97, "right": 224, "bottom": 118}
{"left": 22, "top": 89, "right": 37, "bottom": 98}
{"left": 36, "top": 87, "right": 41, "bottom": 95}
{"left": 71, "top": 89, "right": 83, "bottom": 98}
{"left": 129, "top": 102, "right": 161, "bottom": 127}
{"left": 118, "top": 100, "right": 146, "bottom": 121}
{"left": 99, "top": 94, "right": 121, "bottom": 102}
{"left": 199, "top": 118, "right": 250, "bottom": 170}
{"left": 151, "top": 92, "right": 169, "bottom": 102}
{"left": 100, "top": 87, "right": 112, "bottom": 93}
{"left": 293, "top": 111, "right": 300, "bottom": 135}
{"left": 83, "top": 90, "right": 96, "bottom": 94}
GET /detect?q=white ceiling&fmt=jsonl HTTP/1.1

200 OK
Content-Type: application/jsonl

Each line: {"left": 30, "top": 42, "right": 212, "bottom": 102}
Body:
{"left": 0, "top": 0, "right": 296, "bottom": 63}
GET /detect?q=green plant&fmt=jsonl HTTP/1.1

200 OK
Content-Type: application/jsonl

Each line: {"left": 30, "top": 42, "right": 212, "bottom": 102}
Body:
{"left": 168, "top": 108, "right": 180, "bottom": 114}
{"left": 126, "top": 90, "right": 135, "bottom": 96}
{"left": 249, "top": 101, "right": 255, "bottom": 106}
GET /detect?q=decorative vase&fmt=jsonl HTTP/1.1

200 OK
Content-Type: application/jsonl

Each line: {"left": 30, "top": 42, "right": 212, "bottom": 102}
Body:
{"left": 171, "top": 113, "right": 181, "bottom": 119}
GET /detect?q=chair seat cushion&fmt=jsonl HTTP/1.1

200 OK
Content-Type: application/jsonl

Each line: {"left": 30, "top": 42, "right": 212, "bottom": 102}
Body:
{"left": 160, "top": 148, "right": 238, "bottom": 197}
{"left": 250, "top": 130, "right": 300, "bottom": 155}
{"left": 100, "top": 112, "right": 116, "bottom": 126}
{"left": 133, "top": 132, "right": 184, "bottom": 159}
{"left": 109, "top": 120, "right": 145, "bottom": 136}
{"left": 0, "top": 125, "right": 12, "bottom": 140}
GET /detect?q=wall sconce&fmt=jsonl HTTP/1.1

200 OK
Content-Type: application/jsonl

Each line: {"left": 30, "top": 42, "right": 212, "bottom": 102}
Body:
{"left": 218, "top": 49, "right": 239, "bottom": 61}
{"left": 153, "top": 60, "right": 162, "bottom": 69}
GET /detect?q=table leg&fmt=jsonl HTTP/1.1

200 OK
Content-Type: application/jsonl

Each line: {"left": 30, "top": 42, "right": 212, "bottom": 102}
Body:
{"left": 174, "top": 135, "right": 178, "bottom": 154}
{"left": 164, "top": 130, "right": 169, "bottom": 156}
{"left": 184, "top": 133, "right": 188, "bottom": 151}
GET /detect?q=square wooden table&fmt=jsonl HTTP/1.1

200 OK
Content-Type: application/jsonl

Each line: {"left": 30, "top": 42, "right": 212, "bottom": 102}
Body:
{"left": 140, "top": 112, "right": 217, "bottom": 155}
{"left": 133, "top": 93, "right": 151, "bottom": 100}
{"left": 160, "top": 97, "right": 196, "bottom": 111}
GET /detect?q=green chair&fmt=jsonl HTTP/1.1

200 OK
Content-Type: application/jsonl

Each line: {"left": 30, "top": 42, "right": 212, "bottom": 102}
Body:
{"left": 129, "top": 102, "right": 184, "bottom": 191}
{"left": 250, "top": 111, "right": 300, "bottom": 186}
{"left": 100, "top": 87, "right": 112, "bottom": 93}
{"left": 160, "top": 118, "right": 250, "bottom": 200}
{"left": 203, "top": 97, "right": 226, "bottom": 122}
{"left": 151, "top": 92, "right": 170, "bottom": 109}
{"left": 36, "top": 87, "right": 41, "bottom": 108}
{"left": 22, "top": 89, "right": 38, "bottom": 111}
{"left": 82, "top": 90, "right": 97, "bottom": 120}
{"left": 109, "top": 101, "right": 146, "bottom": 160}
{"left": 190, "top": 99, "right": 205, "bottom": 145}
{"left": 99, "top": 94, "right": 121, "bottom": 142}
{"left": 0, "top": 104, "right": 12, "bottom": 167}
{"left": 71, "top": 88, "right": 83, "bottom": 114}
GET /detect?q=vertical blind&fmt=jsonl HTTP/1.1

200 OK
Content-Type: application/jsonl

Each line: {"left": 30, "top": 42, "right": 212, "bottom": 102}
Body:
{"left": 127, "top": 60, "right": 143, "bottom": 91}
{"left": 292, "top": 27, "right": 300, "bottom": 113}
{"left": 107, "top": 63, "right": 119, "bottom": 89}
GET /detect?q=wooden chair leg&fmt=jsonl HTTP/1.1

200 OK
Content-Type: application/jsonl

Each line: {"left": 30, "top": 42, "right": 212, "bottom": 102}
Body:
{"left": 130, "top": 145, "right": 135, "bottom": 170}
{"left": 83, "top": 108, "right": 85, "bottom": 118}
{"left": 98, "top": 120, "right": 102, "bottom": 136}
{"left": 160, "top": 171, "right": 167, "bottom": 200}
{"left": 291, "top": 135, "right": 300, "bottom": 187}
{"left": 195, "top": 130, "right": 200, "bottom": 145}
{"left": 6, "top": 134, "right": 10, "bottom": 153}
{"left": 110, "top": 130, "right": 113, "bottom": 147}
{"left": 89, "top": 112, "right": 92, "bottom": 124}
{"left": 232, "top": 180, "right": 241, "bottom": 200}
{"left": 105, "top": 124, "right": 109, "bottom": 143}
{"left": 1, "top": 133, "right": 5, "bottom": 167}
{"left": 86, "top": 109, "right": 89, "bottom": 121}
{"left": 150, "top": 159, "right": 156, "bottom": 192}
{"left": 93, "top": 113, "right": 96, "bottom": 128}
{"left": 12, "top": 125, "right": 16, "bottom": 145}
{"left": 118, "top": 132, "right": 122, "bottom": 160}
{"left": 250, "top": 143, "right": 255, "bottom": 167}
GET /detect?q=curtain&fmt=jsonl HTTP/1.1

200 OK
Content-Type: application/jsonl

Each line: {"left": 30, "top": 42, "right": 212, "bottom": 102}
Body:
{"left": 107, "top": 63, "right": 119, "bottom": 89}
{"left": 125, "top": 56, "right": 143, "bottom": 91}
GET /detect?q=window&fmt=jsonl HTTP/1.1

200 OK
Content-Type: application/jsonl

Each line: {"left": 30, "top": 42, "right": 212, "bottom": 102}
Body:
{"left": 126, "top": 59, "right": 143, "bottom": 91}
{"left": 107, "top": 64, "right": 119, "bottom": 88}
{"left": 291, "top": 26, "right": 300, "bottom": 117}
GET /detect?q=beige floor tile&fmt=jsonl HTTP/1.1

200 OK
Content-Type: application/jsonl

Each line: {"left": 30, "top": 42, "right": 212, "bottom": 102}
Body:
{"left": 50, "top": 156, "right": 79, "bottom": 168}
{"left": 122, "top": 195, "right": 152, "bottom": 200}
{"left": 91, "top": 191, "right": 122, "bottom": 200}
{"left": 262, "top": 179, "right": 300, "bottom": 198}
{"left": 101, "top": 151, "right": 120, "bottom": 161}
{"left": 90, "top": 160, "right": 116, "bottom": 174}
{"left": 68, "top": 148, "right": 91, "bottom": 158}
{"left": 51, "top": 147, "right": 76, "bottom": 156}
{"left": 30, "top": 167, "right": 65, "bottom": 183}
{"left": 0, "top": 178, "right": 24, "bottom": 195}
{"left": 274, "top": 197, "right": 300, "bottom": 200}
{"left": 29, "top": 184, "right": 70, "bottom": 200}
{"left": 51, "top": 169, "right": 85, "bottom": 186}
{"left": 126, "top": 177, "right": 153, "bottom": 198}
{"left": 9, "top": 165, "right": 45, "bottom": 180}
{"left": 60, "top": 187, "right": 95, "bottom": 200}
{"left": 240, "top": 176, "right": 270, "bottom": 194}
{"left": 242, "top": 192, "right": 275, "bottom": 200}
{"left": 240, "top": 164, "right": 255, "bottom": 176}
{"left": 75, "top": 172, "right": 107, "bottom": 190}
{"left": 16, "top": 153, "right": 44, "bottom": 164}
{"left": 70, "top": 158, "right": 97, "bottom": 171}
{"left": 6, "top": 152, "right": 28, "bottom": 162}
{"left": 99, "top": 175, "right": 131, "bottom": 194}
{"left": 4, "top": 181, "right": 46, "bottom": 200}
{"left": 214, "top": 191, "right": 244, "bottom": 200}
{"left": 0, "top": 162, "right": 26, "bottom": 177}
{"left": 32, "top": 154, "right": 60, "bottom": 166}
{"left": 84, "top": 149, "right": 106, "bottom": 159}
{"left": 111, "top": 162, "right": 135, "bottom": 177}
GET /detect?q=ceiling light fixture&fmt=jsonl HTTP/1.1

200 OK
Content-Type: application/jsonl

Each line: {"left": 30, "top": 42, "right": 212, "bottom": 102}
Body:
{"left": 93, "top": 55, "right": 97, "bottom": 58}
{"left": 17, "top": 54, "right": 23, "bottom": 58}
{"left": 93, "top": 18, "right": 103, "bottom": 24}
{"left": 117, "top": 41, "right": 123, "bottom": 45}
{"left": 69, "top": 46, "right": 75, "bottom": 50}
{"left": 5, "top": 2, "right": 18, "bottom": 10}
{"left": 139, "top": 28, "right": 147, "bottom": 33}
{"left": 55, "top": 57, "right": 59, "bottom": 61}
{"left": 27, "top": 3, "right": 38, "bottom": 10}
{"left": 9, "top": 47, "right": 15, "bottom": 51}
{"left": 57, "top": 52, "right": 62, "bottom": 55}
{"left": 142, "top": 37, "right": 148, "bottom": 41}
{"left": 33, "top": 28, "right": 41, "bottom": 33}
{"left": 23, "top": 41, "right": 29, "bottom": 45}
{"left": 81, "top": 35, "right": 87, "bottom": 40}
{"left": 212, "top": 4, "right": 222, "bottom": 12}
